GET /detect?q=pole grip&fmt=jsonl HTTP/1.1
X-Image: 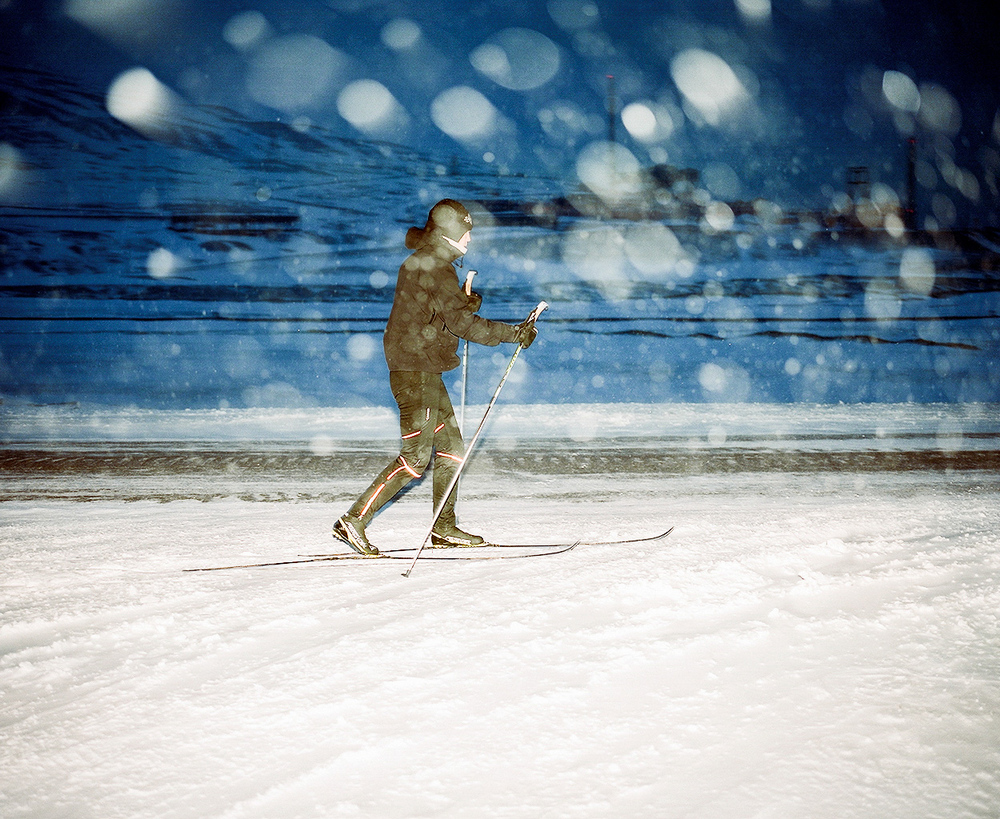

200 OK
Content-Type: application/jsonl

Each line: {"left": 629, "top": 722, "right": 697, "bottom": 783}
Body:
{"left": 527, "top": 301, "right": 548, "bottom": 324}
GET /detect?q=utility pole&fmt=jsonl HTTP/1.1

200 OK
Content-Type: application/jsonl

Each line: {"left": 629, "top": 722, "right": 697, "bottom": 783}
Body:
{"left": 606, "top": 74, "right": 616, "bottom": 144}
{"left": 905, "top": 137, "right": 918, "bottom": 231}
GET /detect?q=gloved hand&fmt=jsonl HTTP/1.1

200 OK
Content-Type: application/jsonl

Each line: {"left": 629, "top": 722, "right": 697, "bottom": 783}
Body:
{"left": 514, "top": 319, "right": 537, "bottom": 349}
{"left": 466, "top": 290, "right": 483, "bottom": 312}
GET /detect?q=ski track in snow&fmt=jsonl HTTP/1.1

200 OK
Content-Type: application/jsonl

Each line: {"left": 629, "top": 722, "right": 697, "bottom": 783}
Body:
{"left": 2, "top": 467, "right": 999, "bottom": 818}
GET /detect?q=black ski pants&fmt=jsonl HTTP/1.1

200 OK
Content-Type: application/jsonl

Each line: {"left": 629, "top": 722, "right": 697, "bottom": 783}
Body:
{"left": 348, "top": 371, "right": 464, "bottom": 525}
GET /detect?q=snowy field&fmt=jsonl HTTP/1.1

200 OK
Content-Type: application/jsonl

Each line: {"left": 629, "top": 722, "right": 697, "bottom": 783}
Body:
{"left": 2, "top": 403, "right": 999, "bottom": 818}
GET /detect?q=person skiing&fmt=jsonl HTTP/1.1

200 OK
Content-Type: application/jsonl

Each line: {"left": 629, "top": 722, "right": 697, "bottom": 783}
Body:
{"left": 332, "top": 199, "right": 537, "bottom": 555}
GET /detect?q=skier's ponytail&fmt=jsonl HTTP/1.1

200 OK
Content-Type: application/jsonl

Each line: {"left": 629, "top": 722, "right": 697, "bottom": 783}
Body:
{"left": 405, "top": 226, "right": 425, "bottom": 249}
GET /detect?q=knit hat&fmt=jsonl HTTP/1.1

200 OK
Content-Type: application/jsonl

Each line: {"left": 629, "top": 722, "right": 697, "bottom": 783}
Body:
{"left": 428, "top": 199, "right": 473, "bottom": 241}
{"left": 406, "top": 199, "right": 473, "bottom": 249}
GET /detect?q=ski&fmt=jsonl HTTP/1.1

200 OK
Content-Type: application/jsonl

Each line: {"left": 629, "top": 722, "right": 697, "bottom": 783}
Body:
{"left": 184, "top": 541, "right": 579, "bottom": 572}
{"left": 300, "top": 527, "right": 674, "bottom": 557}
{"left": 184, "top": 528, "right": 673, "bottom": 573}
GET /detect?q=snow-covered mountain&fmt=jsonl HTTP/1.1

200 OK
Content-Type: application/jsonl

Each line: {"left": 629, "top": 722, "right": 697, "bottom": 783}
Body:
{"left": 1, "top": 64, "right": 998, "bottom": 408}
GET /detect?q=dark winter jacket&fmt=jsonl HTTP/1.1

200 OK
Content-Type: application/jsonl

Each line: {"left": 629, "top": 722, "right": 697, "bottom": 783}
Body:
{"left": 382, "top": 228, "right": 518, "bottom": 373}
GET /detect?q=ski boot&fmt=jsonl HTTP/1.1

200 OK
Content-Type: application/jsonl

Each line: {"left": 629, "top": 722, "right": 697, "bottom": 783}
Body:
{"left": 332, "top": 514, "right": 379, "bottom": 555}
{"left": 431, "top": 521, "right": 487, "bottom": 548}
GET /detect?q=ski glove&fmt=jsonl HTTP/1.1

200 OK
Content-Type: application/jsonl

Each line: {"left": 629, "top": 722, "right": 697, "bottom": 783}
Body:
{"left": 514, "top": 319, "right": 538, "bottom": 349}
{"left": 466, "top": 290, "right": 483, "bottom": 312}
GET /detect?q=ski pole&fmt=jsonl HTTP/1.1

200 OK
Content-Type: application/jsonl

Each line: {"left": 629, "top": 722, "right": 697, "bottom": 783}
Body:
{"left": 459, "top": 269, "right": 477, "bottom": 434}
{"left": 403, "top": 300, "right": 548, "bottom": 578}
{"left": 456, "top": 270, "right": 477, "bottom": 503}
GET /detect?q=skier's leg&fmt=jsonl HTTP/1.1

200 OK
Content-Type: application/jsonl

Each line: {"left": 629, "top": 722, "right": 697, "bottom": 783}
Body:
{"left": 345, "top": 458, "right": 416, "bottom": 524}
{"left": 333, "top": 372, "right": 436, "bottom": 553}
{"left": 392, "top": 369, "right": 438, "bottom": 478}
{"left": 429, "top": 375, "right": 485, "bottom": 546}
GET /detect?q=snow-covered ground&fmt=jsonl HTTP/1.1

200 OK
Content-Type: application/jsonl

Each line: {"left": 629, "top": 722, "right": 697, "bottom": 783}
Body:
{"left": 2, "top": 403, "right": 999, "bottom": 818}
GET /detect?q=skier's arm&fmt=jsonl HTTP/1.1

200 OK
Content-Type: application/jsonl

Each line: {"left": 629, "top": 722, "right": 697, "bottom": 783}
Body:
{"left": 442, "top": 302, "right": 519, "bottom": 346}
{"left": 436, "top": 277, "right": 519, "bottom": 346}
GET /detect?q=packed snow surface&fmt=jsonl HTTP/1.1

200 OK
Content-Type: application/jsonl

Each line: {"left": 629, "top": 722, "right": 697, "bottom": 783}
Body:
{"left": 2, "top": 403, "right": 999, "bottom": 818}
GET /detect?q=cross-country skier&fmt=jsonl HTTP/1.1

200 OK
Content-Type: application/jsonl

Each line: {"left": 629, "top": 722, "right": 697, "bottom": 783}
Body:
{"left": 332, "top": 199, "right": 537, "bottom": 555}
